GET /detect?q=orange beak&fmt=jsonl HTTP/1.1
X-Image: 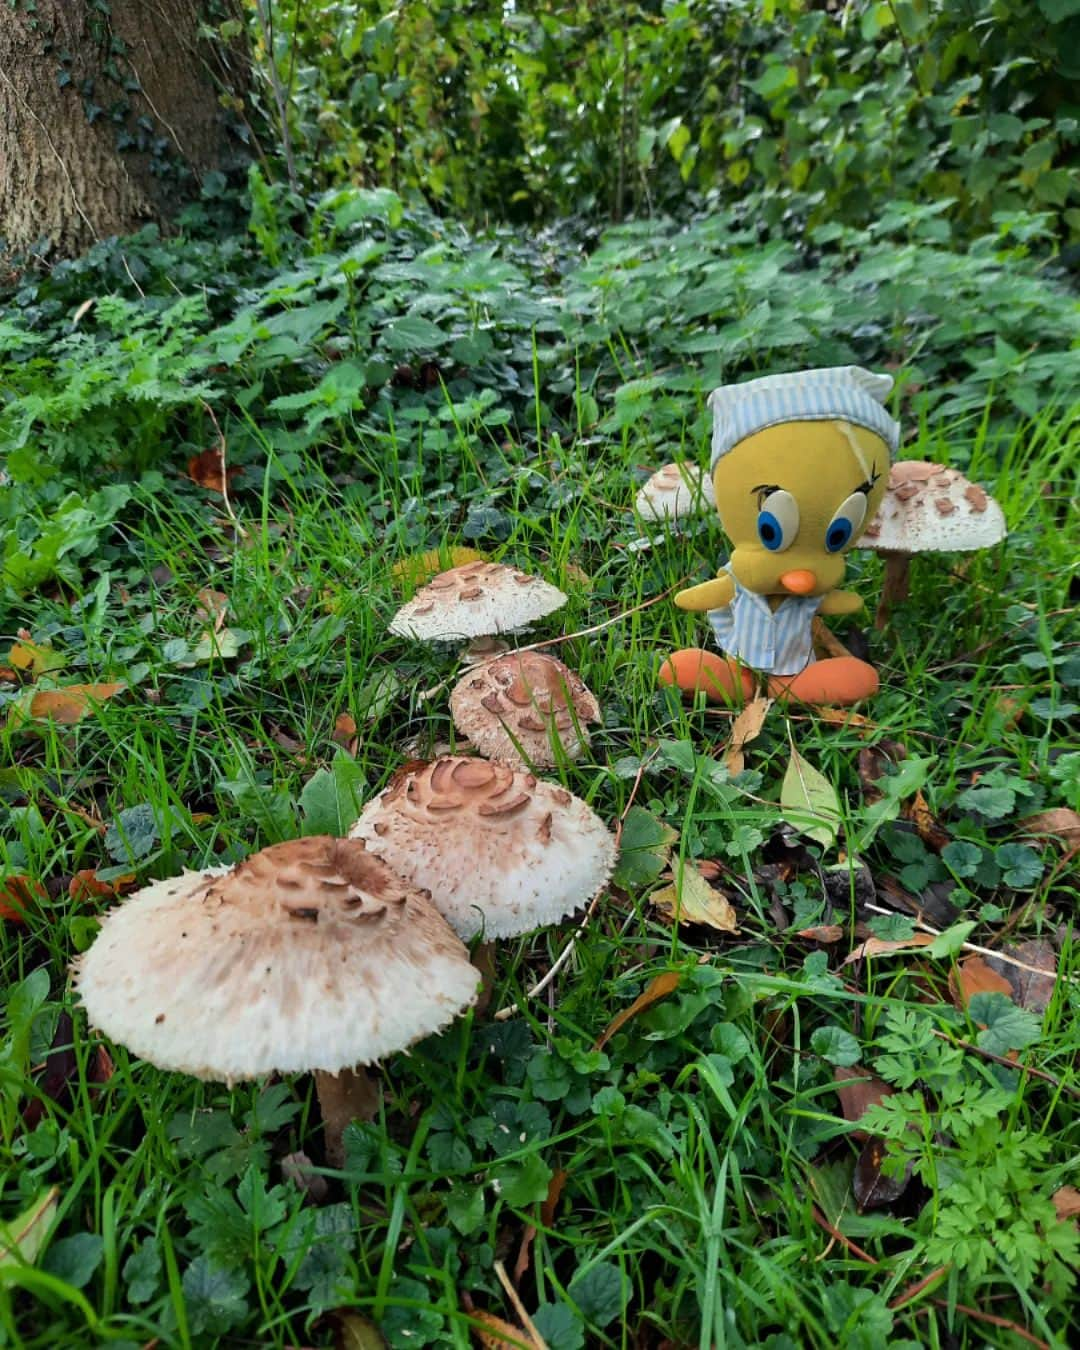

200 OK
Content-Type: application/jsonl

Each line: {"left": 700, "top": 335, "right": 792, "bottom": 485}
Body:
{"left": 779, "top": 569, "right": 817, "bottom": 595}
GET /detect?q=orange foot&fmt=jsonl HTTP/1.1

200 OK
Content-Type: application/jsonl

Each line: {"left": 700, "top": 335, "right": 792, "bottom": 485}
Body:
{"left": 659, "top": 648, "right": 755, "bottom": 704}
{"left": 768, "top": 657, "right": 879, "bottom": 706}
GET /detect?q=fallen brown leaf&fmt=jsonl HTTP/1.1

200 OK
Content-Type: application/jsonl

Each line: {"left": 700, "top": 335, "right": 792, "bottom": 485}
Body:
{"left": 856, "top": 740, "right": 907, "bottom": 803}
{"left": 30, "top": 682, "right": 124, "bottom": 725}
{"left": 280, "top": 1151, "right": 329, "bottom": 1205}
{"left": 843, "top": 934, "right": 935, "bottom": 965}
{"left": 794, "top": 924, "right": 844, "bottom": 943}
{"left": 68, "top": 869, "right": 135, "bottom": 903}
{"left": 1018, "top": 809, "right": 1080, "bottom": 857}
{"left": 0, "top": 667, "right": 16, "bottom": 683}
{"left": 985, "top": 939, "right": 1058, "bottom": 1014}
{"left": 1053, "top": 1186, "right": 1080, "bottom": 1221}
{"left": 854, "top": 1135, "right": 912, "bottom": 1210}
{"left": 186, "top": 446, "right": 239, "bottom": 494}
{"left": 994, "top": 694, "right": 1027, "bottom": 729}
{"left": 595, "top": 970, "right": 682, "bottom": 1051}
{"left": 333, "top": 1312, "right": 387, "bottom": 1349}
{"left": 834, "top": 1065, "right": 896, "bottom": 1143}
{"left": 332, "top": 712, "right": 359, "bottom": 753}
{"left": 650, "top": 868, "right": 739, "bottom": 934}
{"left": 815, "top": 706, "right": 874, "bottom": 730}
{"left": 724, "top": 695, "right": 772, "bottom": 775}
{"left": 949, "top": 955, "right": 1013, "bottom": 1010}
{"left": 904, "top": 790, "right": 951, "bottom": 853}
{"left": 194, "top": 588, "right": 229, "bottom": 629}
{"left": 514, "top": 1166, "right": 568, "bottom": 1285}
{"left": 0, "top": 875, "right": 45, "bottom": 923}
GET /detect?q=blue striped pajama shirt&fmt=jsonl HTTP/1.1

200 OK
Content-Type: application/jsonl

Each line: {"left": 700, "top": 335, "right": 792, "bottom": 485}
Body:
{"left": 707, "top": 567, "right": 823, "bottom": 676}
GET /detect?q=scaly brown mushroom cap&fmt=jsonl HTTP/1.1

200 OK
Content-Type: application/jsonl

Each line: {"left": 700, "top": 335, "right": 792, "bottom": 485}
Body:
{"left": 449, "top": 651, "right": 601, "bottom": 767}
{"left": 389, "top": 562, "right": 567, "bottom": 642}
{"left": 635, "top": 463, "right": 716, "bottom": 522}
{"left": 858, "top": 461, "right": 1007, "bottom": 554}
{"left": 350, "top": 757, "right": 616, "bottom": 941}
{"left": 72, "top": 837, "right": 478, "bottom": 1082}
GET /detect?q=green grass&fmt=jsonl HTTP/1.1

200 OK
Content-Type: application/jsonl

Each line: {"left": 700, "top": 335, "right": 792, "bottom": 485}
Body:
{"left": 1, "top": 362, "right": 1079, "bottom": 1348}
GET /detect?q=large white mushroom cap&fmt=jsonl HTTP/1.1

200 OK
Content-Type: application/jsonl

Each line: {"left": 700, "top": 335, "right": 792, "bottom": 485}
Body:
{"left": 350, "top": 756, "right": 616, "bottom": 941}
{"left": 858, "top": 461, "right": 1007, "bottom": 554}
{"left": 390, "top": 562, "right": 567, "bottom": 642}
{"left": 449, "top": 651, "right": 600, "bottom": 768}
{"left": 72, "top": 837, "right": 478, "bottom": 1082}
{"left": 634, "top": 463, "right": 716, "bottom": 521}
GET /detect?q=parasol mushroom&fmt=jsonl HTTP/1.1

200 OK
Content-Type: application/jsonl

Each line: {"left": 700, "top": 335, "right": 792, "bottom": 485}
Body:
{"left": 389, "top": 562, "right": 567, "bottom": 646}
{"left": 635, "top": 463, "right": 716, "bottom": 522}
{"left": 349, "top": 756, "right": 616, "bottom": 943}
{"left": 449, "top": 651, "right": 600, "bottom": 768}
{"left": 858, "top": 461, "right": 1007, "bottom": 627}
{"left": 72, "top": 836, "right": 478, "bottom": 1166}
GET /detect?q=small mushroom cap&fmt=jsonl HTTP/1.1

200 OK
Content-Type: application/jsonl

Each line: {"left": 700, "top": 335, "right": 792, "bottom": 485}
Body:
{"left": 72, "top": 837, "right": 478, "bottom": 1082}
{"left": 390, "top": 562, "right": 567, "bottom": 642}
{"left": 858, "top": 461, "right": 1007, "bottom": 554}
{"left": 635, "top": 463, "right": 716, "bottom": 521}
{"left": 449, "top": 651, "right": 601, "bottom": 767}
{"left": 350, "top": 756, "right": 616, "bottom": 941}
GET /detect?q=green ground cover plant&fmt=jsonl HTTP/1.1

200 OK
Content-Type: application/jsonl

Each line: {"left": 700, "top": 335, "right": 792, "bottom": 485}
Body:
{"left": 1, "top": 180, "right": 1079, "bottom": 1346}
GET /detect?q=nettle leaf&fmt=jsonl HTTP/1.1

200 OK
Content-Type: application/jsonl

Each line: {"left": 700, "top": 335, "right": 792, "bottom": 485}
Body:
{"left": 531, "top": 1300, "right": 586, "bottom": 1350}
{"left": 781, "top": 747, "right": 842, "bottom": 849}
{"left": 612, "top": 805, "right": 678, "bottom": 888}
{"left": 181, "top": 1256, "right": 251, "bottom": 1336}
{"left": 104, "top": 803, "right": 158, "bottom": 862}
{"left": 811, "top": 1025, "right": 862, "bottom": 1067}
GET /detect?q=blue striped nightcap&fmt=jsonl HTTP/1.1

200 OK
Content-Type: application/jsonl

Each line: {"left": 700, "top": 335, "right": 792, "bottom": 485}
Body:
{"left": 708, "top": 367, "right": 900, "bottom": 472}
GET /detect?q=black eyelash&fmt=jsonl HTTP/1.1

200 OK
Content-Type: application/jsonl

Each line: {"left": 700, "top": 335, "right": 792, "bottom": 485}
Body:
{"left": 854, "top": 464, "right": 882, "bottom": 496}
{"left": 751, "top": 482, "right": 782, "bottom": 505}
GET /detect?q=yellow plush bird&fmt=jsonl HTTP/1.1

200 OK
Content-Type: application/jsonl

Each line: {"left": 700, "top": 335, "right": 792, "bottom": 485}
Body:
{"left": 660, "top": 367, "right": 897, "bottom": 706}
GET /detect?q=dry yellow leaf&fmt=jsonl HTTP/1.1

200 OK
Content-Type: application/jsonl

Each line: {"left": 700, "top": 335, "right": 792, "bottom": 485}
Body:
{"left": 724, "top": 695, "right": 772, "bottom": 775}
{"left": 30, "top": 683, "right": 124, "bottom": 725}
{"left": 8, "top": 640, "right": 65, "bottom": 676}
{"left": 651, "top": 867, "right": 739, "bottom": 934}
{"left": 595, "top": 970, "right": 682, "bottom": 1050}
{"left": 391, "top": 547, "right": 487, "bottom": 588}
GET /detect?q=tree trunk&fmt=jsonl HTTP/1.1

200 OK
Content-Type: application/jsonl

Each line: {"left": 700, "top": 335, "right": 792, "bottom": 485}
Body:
{"left": 0, "top": 0, "right": 248, "bottom": 259}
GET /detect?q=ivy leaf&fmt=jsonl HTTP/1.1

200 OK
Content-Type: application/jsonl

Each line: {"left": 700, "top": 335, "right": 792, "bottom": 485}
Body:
{"left": 123, "top": 1240, "right": 162, "bottom": 1305}
{"left": 994, "top": 843, "right": 1044, "bottom": 888}
{"left": 612, "top": 806, "right": 677, "bottom": 888}
{"left": 942, "top": 840, "right": 983, "bottom": 877}
{"left": 781, "top": 746, "right": 842, "bottom": 848}
{"left": 299, "top": 752, "right": 367, "bottom": 836}
{"left": 811, "top": 1025, "right": 862, "bottom": 1066}
{"left": 969, "top": 993, "right": 1043, "bottom": 1056}
{"left": 41, "top": 1233, "right": 103, "bottom": 1290}
{"left": 568, "top": 1260, "right": 628, "bottom": 1327}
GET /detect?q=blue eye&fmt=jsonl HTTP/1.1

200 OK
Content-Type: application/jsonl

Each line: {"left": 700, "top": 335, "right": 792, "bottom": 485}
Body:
{"left": 826, "top": 519, "right": 853, "bottom": 552}
{"left": 756, "top": 490, "right": 799, "bottom": 552}
{"left": 825, "top": 491, "right": 869, "bottom": 554}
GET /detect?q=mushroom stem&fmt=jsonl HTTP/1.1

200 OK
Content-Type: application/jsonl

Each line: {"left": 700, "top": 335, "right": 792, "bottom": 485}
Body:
{"left": 314, "top": 1067, "right": 380, "bottom": 1168}
{"left": 471, "top": 940, "right": 498, "bottom": 1016}
{"left": 875, "top": 552, "right": 912, "bottom": 629}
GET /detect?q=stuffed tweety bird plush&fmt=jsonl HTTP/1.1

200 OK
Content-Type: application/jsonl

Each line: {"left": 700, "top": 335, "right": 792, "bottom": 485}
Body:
{"left": 660, "top": 367, "right": 898, "bottom": 706}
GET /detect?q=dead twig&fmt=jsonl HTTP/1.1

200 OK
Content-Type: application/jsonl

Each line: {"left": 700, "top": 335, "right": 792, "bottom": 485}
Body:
{"left": 809, "top": 1205, "right": 878, "bottom": 1265}
{"left": 492, "top": 1260, "right": 548, "bottom": 1350}
{"left": 930, "top": 1029, "right": 1080, "bottom": 1099}
{"left": 201, "top": 402, "right": 248, "bottom": 543}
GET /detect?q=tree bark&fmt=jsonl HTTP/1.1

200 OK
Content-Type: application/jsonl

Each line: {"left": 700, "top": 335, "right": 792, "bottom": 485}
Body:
{"left": 0, "top": 0, "right": 248, "bottom": 258}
